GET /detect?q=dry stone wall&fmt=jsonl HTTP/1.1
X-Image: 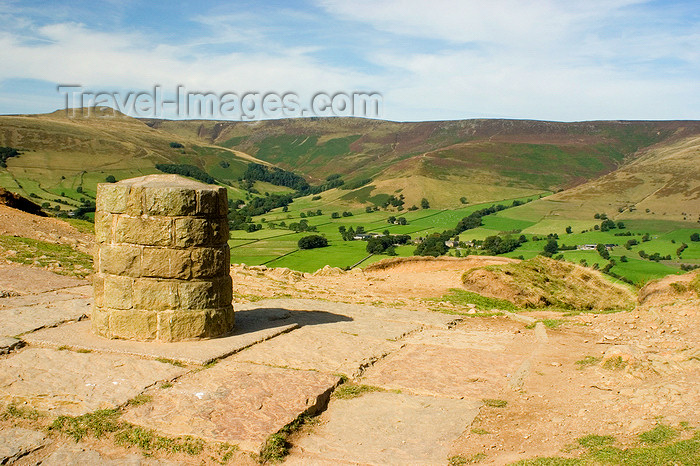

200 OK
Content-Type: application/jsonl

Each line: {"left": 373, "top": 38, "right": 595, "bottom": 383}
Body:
{"left": 93, "top": 175, "right": 234, "bottom": 342}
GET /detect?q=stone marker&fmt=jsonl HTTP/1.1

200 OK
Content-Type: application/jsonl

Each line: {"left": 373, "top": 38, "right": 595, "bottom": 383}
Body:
{"left": 93, "top": 175, "right": 234, "bottom": 341}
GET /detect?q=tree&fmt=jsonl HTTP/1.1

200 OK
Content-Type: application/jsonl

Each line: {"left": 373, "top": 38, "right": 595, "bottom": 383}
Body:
{"left": 460, "top": 197, "right": 468, "bottom": 204}
{"left": 365, "top": 206, "right": 373, "bottom": 213}
{"left": 543, "top": 239, "right": 559, "bottom": 256}
{"left": 105, "top": 175, "right": 117, "bottom": 183}
{"left": 298, "top": 235, "right": 328, "bottom": 249}
{"left": 387, "top": 216, "right": 396, "bottom": 224}
{"left": 691, "top": 233, "right": 700, "bottom": 242}
{"left": 421, "top": 198, "right": 430, "bottom": 209}
{"left": 565, "top": 226, "right": 572, "bottom": 234}
{"left": 397, "top": 217, "right": 407, "bottom": 225}
{"left": 331, "top": 212, "right": 340, "bottom": 219}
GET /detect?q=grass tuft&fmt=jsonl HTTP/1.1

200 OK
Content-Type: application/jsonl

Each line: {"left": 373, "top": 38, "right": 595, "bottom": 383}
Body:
{"left": 575, "top": 356, "right": 601, "bottom": 368}
{"left": 332, "top": 383, "right": 384, "bottom": 400}
{"left": 638, "top": 424, "right": 678, "bottom": 444}
{"left": 449, "top": 452, "right": 487, "bottom": 464}
{"left": 1, "top": 404, "right": 41, "bottom": 421}
{"left": 259, "top": 433, "right": 289, "bottom": 464}
{"left": 577, "top": 434, "right": 616, "bottom": 447}
{"left": 482, "top": 398, "right": 508, "bottom": 408}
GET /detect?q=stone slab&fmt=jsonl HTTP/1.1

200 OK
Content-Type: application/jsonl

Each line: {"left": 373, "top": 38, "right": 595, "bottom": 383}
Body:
{"left": 0, "top": 336, "right": 22, "bottom": 354}
{"left": 22, "top": 307, "right": 299, "bottom": 365}
{"left": 402, "top": 328, "right": 515, "bottom": 351}
{"left": 232, "top": 326, "right": 402, "bottom": 377}
{"left": 0, "top": 263, "right": 87, "bottom": 295}
{"left": 0, "top": 285, "right": 92, "bottom": 310}
{"left": 123, "top": 361, "right": 340, "bottom": 452}
{"left": 360, "top": 344, "right": 526, "bottom": 399}
{"left": 0, "top": 297, "right": 91, "bottom": 337}
{"left": 40, "top": 444, "right": 181, "bottom": 466}
{"left": 0, "top": 348, "right": 185, "bottom": 416}
{"left": 238, "top": 298, "right": 460, "bottom": 329}
{"left": 231, "top": 299, "right": 449, "bottom": 377}
{"left": 289, "top": 392, "right": 481, "bottom": 465}
{"left": 0, "top": 427, "right": 48, "bottom": 464}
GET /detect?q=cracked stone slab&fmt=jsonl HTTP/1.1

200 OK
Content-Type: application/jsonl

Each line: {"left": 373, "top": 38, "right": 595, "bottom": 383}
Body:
{"left": 360, "top": 327, "right": 536, "bottom": 398}
{"left": 231, "top": 300, "right": 437, "bottom": 376}
{"left": 0, "top": 297, "right": 91, "bottom": 337}
{"left": 0, "top": 348, "right": 185, "bottom": 416}
{"left": 0, "top": 336, "right": 22, "bottom": 354}
{"left": 0, "top": 263, "right": 87, "bottom": 295}
{"left": 0, "top": 286, "right": 91, "bottom": 310}
{"left": 123, "top": 361, "right": 340, "bottom": 452}
{"left": 360, "top": 344, "right": 527, "bottom": 399}
{"left": 22, "top": 307, "right": 300, "bottom": 365}
{"left": 289, "top": 392, "right": 481, "bottom": 465}
{"left": 0, "top": 427, "right": 48, "bottom": 463}
{"left": 231, "top": 326, "right": 402, "bottom": 377}
{"left": 40, "top": 444, "right": 181, "bottom": 466}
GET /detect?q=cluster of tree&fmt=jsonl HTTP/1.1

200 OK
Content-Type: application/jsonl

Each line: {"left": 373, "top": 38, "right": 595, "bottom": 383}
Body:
{"left": 289, "top": 219, "right": 317, "bottom": 232}
{"left": 301, "top": 209, "right": 323, "bottom": 217}
{"left": 414, "top": 232, "right": 452, "bottom": 257}
{"left": 155, "top": 163, "right": 215, "bottom": 184}
{"left": 455, "top": 204, "right": 509, "bottom": 233}
{"left": 625, "top": 239, "right": 639, "bottom": 249}
{"left": 421, "top": 198, "right": 430, "bottom": 209}
{"left": 482, "top": 235, "right": 526, "bottom": 255}
{"left": 638, "top": 250, "right": 671, "bottom": 262}
{"left": 366, "top": 234, "right": 411, "bottom": 255}
{"left": 228, "top": 194, "right": 292, "bottom": 230}
{"left": 331, "top": 211, "right": 354, "bottom": 218}
{"left": 597, "top": 219, "right": 625, "bottom": 231}
{"left": 386, "top": 216, "right": 407, "bottom": 225}
{"left": 596, "top": 243, "right": 610, "bottom": 260}
{"left": 303, "top": 174, "right": 345, "bottom": 195}
{"left": 298, "top": 235, "right": 328, "bottom": 249}
{"left": 338, "top": 225, "right": 364, "bottom": 241}
{"left": 0, "top": 147, "right": 20, "bottom": 168}
{"left": 243, "top": 163, "right": 309, "bottom": 191}
{"left": 365, "top": 206, "right": 379, "bottom": 213}
{"left": 169, "top": 142, "right": 184, "bottom": 148}
{"left": 381, "top": 194, "right": 405, "bottom": 210}
{"left": 677, "top": 243, "right": 688, "bottom": 258}
{"left": 681, "top": 264, "right": 700, "bottom": 271}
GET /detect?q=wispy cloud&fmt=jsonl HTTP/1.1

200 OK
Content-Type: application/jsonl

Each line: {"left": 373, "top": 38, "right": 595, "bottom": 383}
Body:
{"left": 0, "top": 0, "right": 697, "bottom": 120}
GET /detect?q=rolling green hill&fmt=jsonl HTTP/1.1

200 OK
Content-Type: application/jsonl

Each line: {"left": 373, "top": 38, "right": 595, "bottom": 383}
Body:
{"left": 146, "top": 117, "right": 700, "bottom": 209}
{"left": 0, "top": 109, "right": 268, "bottom": 212}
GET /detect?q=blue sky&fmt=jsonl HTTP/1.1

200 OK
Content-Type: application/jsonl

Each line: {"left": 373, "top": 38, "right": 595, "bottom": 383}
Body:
{"left": 0, "top": 0, "right": 698, "bottom": 121}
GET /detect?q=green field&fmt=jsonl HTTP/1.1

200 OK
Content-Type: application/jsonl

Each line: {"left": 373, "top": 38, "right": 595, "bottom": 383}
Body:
{"left": 224, "top": 188, "right": 700, "bottom": 281}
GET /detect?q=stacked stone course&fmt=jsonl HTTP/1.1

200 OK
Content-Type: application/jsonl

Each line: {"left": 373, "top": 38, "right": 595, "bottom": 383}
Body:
{"left": 92, "top": 175, "right": 234, "bottom": 342}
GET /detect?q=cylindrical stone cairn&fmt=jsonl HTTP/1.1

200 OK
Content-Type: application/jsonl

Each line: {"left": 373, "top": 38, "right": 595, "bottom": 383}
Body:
{"left": 92, "top": 174, "right": 234, "bottom": 342}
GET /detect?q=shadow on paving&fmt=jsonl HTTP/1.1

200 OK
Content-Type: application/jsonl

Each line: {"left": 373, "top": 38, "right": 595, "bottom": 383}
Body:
{"left": 232, "top": 307, "right": 353, "bottom": 335}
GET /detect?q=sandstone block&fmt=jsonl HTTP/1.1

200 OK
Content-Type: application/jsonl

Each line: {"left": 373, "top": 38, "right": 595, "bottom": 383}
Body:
{"left": 96, "top": 184, "right": 129, "bottom": 213}
{"left": 142, "top": 247, "right": 191, "bottom": 279}
{"left": 145, "top": 187, "right": 197, "bottom": 216}
{"left": 114, "top": 215, "right": 172, "bottom": 246}
{"left": 102, "top": 275, "right": 133, "bottom": 310}
{"left": 133, "top": 279, "right": 179, "bottom": 311}
{"left": 217, "top": 187, "right": 229, "bottom": 216}
{"left": 98, "top": 244, "right": 141, "bottom": 277}
{"left": 124, "top": 186, "right": 145, "bottom": 215}
{"left": 211, "top": 218, "right": 229, "bottom": 244}
{"left": 109, "top": 309, "right": 158, "bottom": 340}
{"left": 91, "top": 307, "right": 110, "bottom": 337}
{"left": 191, "top": 247, "right": 228, "bottom": 278}
{"left": 197, "top": 189, "right": 219, "bottom": 215}
{"left": 174, "top": 217, "right": 209, "bottom": 247}
{"left": 157, "top": 309, "right": 208, "bottom": 341}
{"left": 178, "top": 280, "right": 219, "bottom": 309}
{"left": 93, "top": 274, "right": 105, "bottom": 307}
{"left": 218, "top": 275, "right": 233, "bottom": 307}
{"left": 94, "top": 211, "right": 113, "bottom": 243}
